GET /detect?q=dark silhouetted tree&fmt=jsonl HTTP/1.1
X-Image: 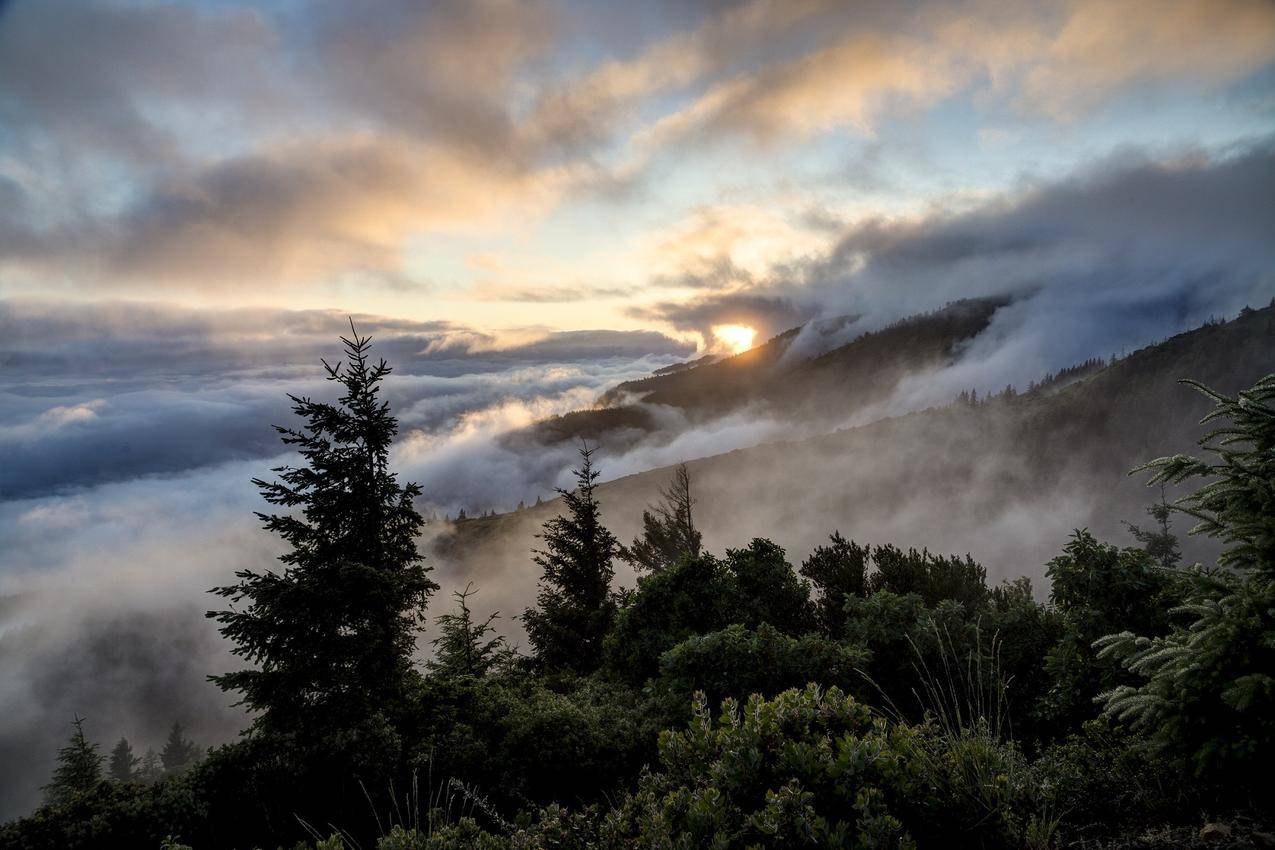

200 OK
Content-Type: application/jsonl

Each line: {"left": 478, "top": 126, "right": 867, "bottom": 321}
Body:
{"left": 107, "top": 737, "right": 138, "bottom": 782}
{"left": 523, "top": 444, "right": 619, "bottom": 674}
{"left": 208, "top": 323, "right": 438, "bottom": 744}
{"left": 621, "top": 463, "right": 702, "bottom": 574}
{"left": 429, "top": 583, "right": 511, "bottom": 678}
{"left": 43, "top": 716, "right": 102, "bottom": 805}
{"left": 159, "top": 722, "right": 198, "bottom": 776}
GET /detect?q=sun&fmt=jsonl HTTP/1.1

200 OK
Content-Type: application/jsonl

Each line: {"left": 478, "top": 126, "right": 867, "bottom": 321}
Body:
{"left": 712, "top": 323, "right": 757, "bottom": 354}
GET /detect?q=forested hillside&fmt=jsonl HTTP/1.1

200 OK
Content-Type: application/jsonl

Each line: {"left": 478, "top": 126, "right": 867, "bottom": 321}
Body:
{"left": 435, "top": 304, "right": 1275, "bottom": 620}
{"left": 507, "top": 297, "right": 1011, "bottom": 452}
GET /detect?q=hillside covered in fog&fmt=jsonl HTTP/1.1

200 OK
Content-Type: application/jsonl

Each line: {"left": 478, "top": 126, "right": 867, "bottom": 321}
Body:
{"left": 431, "top": 303, "right": 1275, "bottom": 639}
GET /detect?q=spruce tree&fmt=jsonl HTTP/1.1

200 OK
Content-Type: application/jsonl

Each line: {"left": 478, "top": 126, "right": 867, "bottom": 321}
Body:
{"left": 159, "top": 722, "right": 199, "bottom": 775}
{"left": 108, "top": 737, "right": 138, "bottom": 782}
{"left": 428, "top": 583, "right": 511, "bottom": 678}
{"left": 620, "top": 463, "right": 702, "bottom": 574}
{"left": 208, "top": 323, "right": 438, "bottom": 742}
{"left": 522, "top": 445, "right": 619, "bottom": 673}
{"left": 1124, "top": 485, "right": 1181, "bottom": 570}
{"left": 43, "top": 716, "right": 103, "bottom": 805}
{"left": 1098, "top": 375, "right": 1275, "bottom": 777}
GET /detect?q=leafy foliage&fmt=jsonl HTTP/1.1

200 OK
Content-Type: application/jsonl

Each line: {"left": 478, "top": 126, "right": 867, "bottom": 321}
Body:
{"left": 604, "top": 553, "right": 736, "bottom": 684}
{"left": 866, "top": 544, "right": 988, "bottom": 614}
{"left": 1040, "top": 530, "right": 1182, "bottom": 729}
{"left": 601, "top": 685, "right": 919, "bottom": 849}
{"left": 656, "top": 623, "right": 869, "bottom": 706}
{"left": 722, "top": 538, "right": 814, "bottom": 635}
{"left": 799, "top": 533, "right": 868, "bottom": 635}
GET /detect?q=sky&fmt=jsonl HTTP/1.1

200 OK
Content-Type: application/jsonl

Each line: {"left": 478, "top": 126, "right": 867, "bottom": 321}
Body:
{"left": 1, "top": 0, "right": 1275, "bottom": 818}
{"left": 1, "top": 0, "right": 1273, "bottom": 349}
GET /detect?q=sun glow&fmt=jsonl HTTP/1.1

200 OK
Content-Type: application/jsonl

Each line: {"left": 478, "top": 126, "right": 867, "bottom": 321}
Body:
{"left": 712, "top": 324, "right": 757, "bottom": 354}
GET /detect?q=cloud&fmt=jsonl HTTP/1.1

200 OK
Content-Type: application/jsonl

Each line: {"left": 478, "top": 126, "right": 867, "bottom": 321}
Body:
{"left": 628, "top": 293, "right": 815, "bottom": 348}
{"left": 311, "top": 0, "right": 567, "bottom": 163}
{"left": 1018, "top": 0, "right": 1275, "bottom": 118}
{"left": 647, "top": 31, "right": 952, "bottom": 148}
{"left": 0, "top": 0, "right": 279, "bottom": 164}
{"left": 3, "top": 0, "right": 1272, "bottom": 298}
{"left": 0, "top": 300, "right": 693, "bottom": 499}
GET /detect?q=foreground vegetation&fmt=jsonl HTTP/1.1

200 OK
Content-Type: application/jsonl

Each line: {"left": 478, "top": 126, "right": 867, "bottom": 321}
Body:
{"left": 3, "top": 327, "right": 1271, "bottom": 849}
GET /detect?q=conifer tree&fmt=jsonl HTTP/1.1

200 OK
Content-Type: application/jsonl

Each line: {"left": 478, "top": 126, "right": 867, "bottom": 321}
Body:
{"left": 1124, "top": 485, "right": 1181, "bottom": 570}
{"left": 620, "top": 463, "right": 702, "bottom": 574}
{"left": 428, "top": 583, "right": 511, "bottom": 678}
{"left": 1098, "top": 375, "right": 1275, "bottom": 777}
{"left": 108, "top": 737, "right": 138, "bottom": 782}
{"left": 43, "top": 716, "right": 102, "bottom": 805}
{"left": 159, "top": 722, "right": 199, "bottom": 776}
{"left": 208, "top": 323, "right": 438, "bottom": 741}
{"left": 522, "top": 445, "right": 619, "bottom": 673}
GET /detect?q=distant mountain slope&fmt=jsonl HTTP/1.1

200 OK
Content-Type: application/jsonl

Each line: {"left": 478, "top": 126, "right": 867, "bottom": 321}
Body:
{"left": 606, "top": 296, "right": 1009, "bottom": 417}
{"left": 505, "top": 297, "right": 1013, "bottom": 454}
{"left": 430, "top": 305, "right": 1275, "bottom": 635}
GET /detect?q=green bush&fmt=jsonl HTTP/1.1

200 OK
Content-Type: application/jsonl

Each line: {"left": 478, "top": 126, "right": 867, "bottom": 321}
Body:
{"left": 656, "top": 622, "right": 870, "bottom": 706}
{"left": 603, "top": 554, "right": 737, "bottom": 684}
{"left": 600, "top": 685, "right": 918, "bottom": 849}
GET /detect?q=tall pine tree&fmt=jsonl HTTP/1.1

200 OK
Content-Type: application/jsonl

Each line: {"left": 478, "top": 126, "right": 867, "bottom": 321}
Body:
{"left": 620, "top": 462, "right": 702, "bottom": 574}
{"left": 523, "top": 445, "right": 619, "bottom": 674}
{"left": 208, "top": 323, "right": 437, "bottom": 744}
{"left": 43, "top": 716, "right": 102, "bottom": 805}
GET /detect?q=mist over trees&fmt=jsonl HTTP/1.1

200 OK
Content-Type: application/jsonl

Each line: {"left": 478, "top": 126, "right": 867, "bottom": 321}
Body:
{"left": 4, "top": 323, "right": 1273, "bottom": 850}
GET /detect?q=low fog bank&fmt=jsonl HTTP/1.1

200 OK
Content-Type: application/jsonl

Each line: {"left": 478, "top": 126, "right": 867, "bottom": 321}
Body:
{"left": 0, "top": 301, "right": 693, "bottom": 501}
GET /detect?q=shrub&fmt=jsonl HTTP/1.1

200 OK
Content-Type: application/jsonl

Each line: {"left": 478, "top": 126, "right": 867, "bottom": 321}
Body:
{"left": 656, "top": 622, "right": 870, "bottom": 706}
{"left": 601, "top": 685, "right": 918, "bottom": 849}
